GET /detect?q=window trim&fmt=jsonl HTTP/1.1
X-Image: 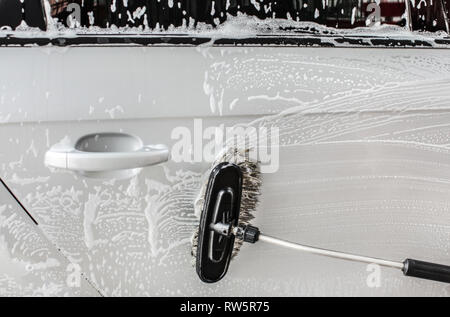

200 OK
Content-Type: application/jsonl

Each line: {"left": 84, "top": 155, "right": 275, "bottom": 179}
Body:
{"left": 0, "top": 33, "right": 449, "bottom": 48}
{"left": 1, "top": 1, "right": 450, "bottom": 48}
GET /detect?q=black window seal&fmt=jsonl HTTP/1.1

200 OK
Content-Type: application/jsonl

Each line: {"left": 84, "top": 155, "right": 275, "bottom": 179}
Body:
{"left": 0, "top": 33, "right": 449, "bottom": 48}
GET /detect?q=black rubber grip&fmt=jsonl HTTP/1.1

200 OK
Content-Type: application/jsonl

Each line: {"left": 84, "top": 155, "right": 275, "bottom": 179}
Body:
{"left": 403, "top": 259, "right": 450, "bottom": 284}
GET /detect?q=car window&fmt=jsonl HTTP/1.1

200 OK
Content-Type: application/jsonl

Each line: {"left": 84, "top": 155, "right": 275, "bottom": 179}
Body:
{"left": 0, "top": 0, "right": 46, "bottom": 31}
{"left": 49, "top": 0, "right": 409, "bottom": 30}
{"left": 1, "top": 1, "right": 449, "bottom": 34}
{"left": 409, "top": 0, "right": 449, "bottom": 32}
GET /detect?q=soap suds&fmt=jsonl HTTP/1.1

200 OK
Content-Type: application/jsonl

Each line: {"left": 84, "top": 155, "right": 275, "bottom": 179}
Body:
{"left": 2, "top": 47, "right": 450, "bottom": 296}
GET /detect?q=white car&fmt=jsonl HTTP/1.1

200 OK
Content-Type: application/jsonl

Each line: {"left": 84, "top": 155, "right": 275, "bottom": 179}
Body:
{"left": 1, "top": 0, "right": 450, "bottom": 297}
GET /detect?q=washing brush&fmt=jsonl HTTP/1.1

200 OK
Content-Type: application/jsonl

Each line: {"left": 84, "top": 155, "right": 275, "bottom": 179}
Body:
{"left": 191, "top": 157, "right": 450, "bottom": 284}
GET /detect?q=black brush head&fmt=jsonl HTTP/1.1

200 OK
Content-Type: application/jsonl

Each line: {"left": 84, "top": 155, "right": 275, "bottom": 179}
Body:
{"left": 195, "top": 162, "right": 243, "bottom": 283}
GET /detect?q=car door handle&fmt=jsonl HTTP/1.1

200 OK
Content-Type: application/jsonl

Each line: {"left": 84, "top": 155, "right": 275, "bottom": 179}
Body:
{"left": 45, "top": 144, "right": 169, "bottom": 172}
{"left": 45, "top": 132, "right": 169, "bottom": 175}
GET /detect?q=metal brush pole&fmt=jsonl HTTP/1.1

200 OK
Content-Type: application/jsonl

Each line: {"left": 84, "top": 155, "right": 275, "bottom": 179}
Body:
{"left": 232, "top": 225, "right": 450, "bottom": 283}
{"left": 258, "top": 234, "right": 404, "bottom": 269}
{"left": 233, "top": 225, "right": 403, "bottom": 269}
{"left": 257, "top": 233, "right": 450, "bottom": 283}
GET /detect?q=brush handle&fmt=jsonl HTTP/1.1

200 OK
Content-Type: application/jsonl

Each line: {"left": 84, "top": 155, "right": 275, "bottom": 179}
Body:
{"left": 403, "top": 259, "right": 450, "bottom": 283}
{"left": 257, "top": 232, "right": 450, "bottom": 284}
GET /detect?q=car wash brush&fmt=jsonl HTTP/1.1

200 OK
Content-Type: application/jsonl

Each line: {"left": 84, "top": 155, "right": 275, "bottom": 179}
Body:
{"left": 191, "top": 154, "right": 450, "bottom": 284}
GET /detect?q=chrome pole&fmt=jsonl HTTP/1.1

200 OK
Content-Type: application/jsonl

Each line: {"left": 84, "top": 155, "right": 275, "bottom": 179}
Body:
{"left": 259, "top": 234, "right": 404, "bottom": 270}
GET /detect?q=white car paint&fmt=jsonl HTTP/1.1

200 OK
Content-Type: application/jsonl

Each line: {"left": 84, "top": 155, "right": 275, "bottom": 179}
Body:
{"left": 1, "top": 44, "right": 450, "bottom": 296}
{"left": 0, "top": 180, "right": 100, "bottom": 296}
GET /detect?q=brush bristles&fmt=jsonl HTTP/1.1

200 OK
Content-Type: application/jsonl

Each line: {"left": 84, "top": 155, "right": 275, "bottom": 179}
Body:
{"left": 191, "top": 148, "right": 262, "bottom": 265}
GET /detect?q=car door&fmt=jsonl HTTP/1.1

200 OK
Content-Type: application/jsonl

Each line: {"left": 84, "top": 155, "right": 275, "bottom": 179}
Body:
{"left": 0, "top": 178, "right": 100, "bottom": 296}
{"left": 1, "top": 0, "right": 450, "bottom": 296}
